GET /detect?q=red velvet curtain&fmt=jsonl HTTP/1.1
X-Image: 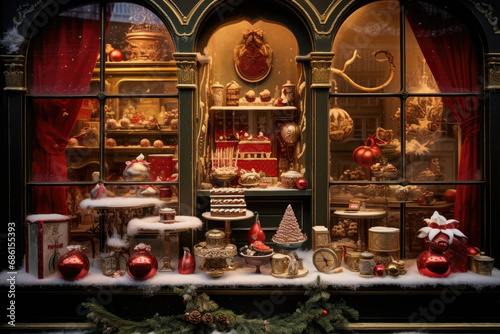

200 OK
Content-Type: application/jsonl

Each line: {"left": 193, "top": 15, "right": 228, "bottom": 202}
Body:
{"left": 31, "top": 6, "right": 103, "bottom": 214}
{"left": 406, "top": 2, "right": 482, "bottom": 246}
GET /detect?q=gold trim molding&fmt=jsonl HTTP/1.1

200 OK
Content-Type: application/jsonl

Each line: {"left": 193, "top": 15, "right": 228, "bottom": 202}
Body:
{"left": 469, "top": 0, "right": 500, "bottom": 35}
{"left": 486, "top": 53, "right": 500, "bottom": 90}
{"left": 4, "top": 322, "right": 500, "bottom": 331}
{"left": 1, "top": 55, "right": 26, "bottom": 91}
{"left": 310, "top": 52, "right": 334, "bottom": 88}
{"left": 173, "top": 52, "right": 198, "bottom": 88}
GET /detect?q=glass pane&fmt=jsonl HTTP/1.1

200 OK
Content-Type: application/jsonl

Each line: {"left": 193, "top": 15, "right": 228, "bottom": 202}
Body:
{"left": 332, "top": 1, "right": 401, "bottom": 93}
{"left": 28, "top": 4, "right": 102, "bottom": 95}
{"left": 104, "top": 97, "right": 179, "bottom": 183}
{"left": 405, "top": 96, "right": 483, "bottom": 181}
{"left": 103, "top": 3, "right": 177, "bottom": 94}
{"left": 198, "top": 19, "right": 302, "bottom": 188}
{"left": 28, "top": 98, "right": 100, "bottom": 183}
{"left": 330, "top": 97, "right": 401, "bottom": 181}
{"left": 329, "top": 184, "right": 402, "bottom": 260}
{"left": 405, "top": 1, "right": 481, "bottom": 93}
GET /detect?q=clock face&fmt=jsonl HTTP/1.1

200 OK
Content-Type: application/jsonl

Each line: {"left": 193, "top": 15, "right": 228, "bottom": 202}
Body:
{"left": 313, "top": 248, "right": 339, "bottom": 273}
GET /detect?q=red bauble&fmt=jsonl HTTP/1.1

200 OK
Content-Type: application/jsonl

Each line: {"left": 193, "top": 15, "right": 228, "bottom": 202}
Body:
{"left": 247, "top": 213, "right": 265, "bottom": 244}
{"left": 109, "top": 49, "right": 123, "bottom": 62}
{"left": 417, "top": 250, "right": 451, "bottom": 278}
{"left": 353, "top": 146, "right": 380, "bottom": 168}
{"left": 374, "top": 264, "right": 386, "bottom": 277}
{"left": 178, "top": 247, "right": 196, "bottom": 274}
{"left": 127, "top": 244, "right": 158, "bottom": 280}
{"left": 443, "top": 189, "right": 457, "bottom": 203}
{"left": 296, "top": 178, "right": 308, "bottom": 190}
{"left": 57, "top": 245, "right": 90, "bottom": 281}
{"left": 322, "top": 309, "right": 329, "bottom": 317}
{"left": 467, "top": 246, "right": 479, "bottom": 256}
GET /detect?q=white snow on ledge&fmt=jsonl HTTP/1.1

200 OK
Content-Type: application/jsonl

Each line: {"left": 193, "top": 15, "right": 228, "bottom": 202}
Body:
{"left": 2, "top": 250, "right": 499, "bottom": 291}
{"left": 127, "top": 215, "right": 204, "bottom": 236}
{"left": 80, "top": 197, "right": 166, "bottom": 209}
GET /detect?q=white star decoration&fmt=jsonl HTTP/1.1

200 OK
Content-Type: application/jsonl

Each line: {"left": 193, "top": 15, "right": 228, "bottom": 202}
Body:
{"left": 417, "top": 114, "right": 433, "bottom": 130}
{"left": 417, "top": 211, "right": 466, "bottom": 244}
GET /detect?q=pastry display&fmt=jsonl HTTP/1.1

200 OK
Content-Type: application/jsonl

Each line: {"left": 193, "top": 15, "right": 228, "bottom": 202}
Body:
{"left": 272, "top": 205, "right": 307, "bottom": 244}
{"left": 209, "top": 188, "right": 247, "bottom": 217}
{"left": 153, "top": 140, "right": 164, "bottom": 148}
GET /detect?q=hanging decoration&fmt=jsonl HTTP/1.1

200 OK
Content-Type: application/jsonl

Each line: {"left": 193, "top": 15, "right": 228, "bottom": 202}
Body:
{"left": 329, "top": 81, "right": 354, "bottom": 143}
{"left": 233, "top": 29, "right": 273, "bottom": 82}
{"left": 352, "top": 137, "right": 382, "bottom": 168}
{"left": 83, "top": 276, "right": 358, "bottom": 333}
{"left": 331, "top": 49, "right": 396, "bottom": 92}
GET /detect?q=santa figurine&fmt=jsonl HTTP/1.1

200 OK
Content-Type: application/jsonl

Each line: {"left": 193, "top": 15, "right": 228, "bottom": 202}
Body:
{"left": 123, "top": 154, "right": 150, "bottom": 182}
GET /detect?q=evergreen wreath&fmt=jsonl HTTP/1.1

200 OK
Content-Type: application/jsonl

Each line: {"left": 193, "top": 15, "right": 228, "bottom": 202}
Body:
{"left": 83, "top": 276, "right": 358, "bottom": 334}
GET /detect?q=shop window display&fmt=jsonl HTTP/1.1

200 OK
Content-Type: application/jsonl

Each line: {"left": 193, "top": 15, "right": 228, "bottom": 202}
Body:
{"left": 329, "top": 0, "right": 485, "bottom": 265}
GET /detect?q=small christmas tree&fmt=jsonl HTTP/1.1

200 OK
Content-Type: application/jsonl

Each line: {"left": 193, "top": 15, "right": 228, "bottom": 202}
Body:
{"left": 273, "top": 204, "right": 307, "bottom": 243}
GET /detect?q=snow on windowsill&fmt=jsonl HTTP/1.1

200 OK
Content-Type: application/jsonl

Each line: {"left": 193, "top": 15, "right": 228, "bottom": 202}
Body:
{"left": 2, "top": 250, "right": 499, "bottom": 291}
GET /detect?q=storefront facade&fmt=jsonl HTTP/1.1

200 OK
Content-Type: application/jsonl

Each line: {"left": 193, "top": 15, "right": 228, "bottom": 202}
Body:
{"left": 2, "top": 0, "right": 500, "bottom": 332}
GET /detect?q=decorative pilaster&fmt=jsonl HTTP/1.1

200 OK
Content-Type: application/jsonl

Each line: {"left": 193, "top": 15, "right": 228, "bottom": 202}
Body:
{"left": 486, "top": 53, "right": 500, "bottom": 90}
{"left": 173, "top": 52, "right": 198, "bottom": 89}
{"left": 310, "top": 52, "right": 334, "bottom": 88}
{"left": 1, "top": 55, "right": 26, "bottom": 91}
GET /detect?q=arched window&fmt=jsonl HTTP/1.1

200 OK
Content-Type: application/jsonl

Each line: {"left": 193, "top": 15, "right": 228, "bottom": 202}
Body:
{"left": 329, "top": 0, "right": 485, "bottom": 260}
{"left": 26, "top": 2, "right": 178, "bottom": 257}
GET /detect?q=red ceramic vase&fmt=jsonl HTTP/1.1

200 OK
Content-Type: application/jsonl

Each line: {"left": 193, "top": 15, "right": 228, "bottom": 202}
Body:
{"left": 247, "top": 213, "right": 265, "bottom": 244}
{"left": 178, "top": 247, "right": 196, "bottom": 274}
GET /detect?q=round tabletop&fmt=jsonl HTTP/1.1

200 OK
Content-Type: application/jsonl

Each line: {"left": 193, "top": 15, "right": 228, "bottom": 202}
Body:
{"left": 333, "top": 209, "right": 386, "bottom": 219}
{"left": 202, "top": 210, "right": 254, "bottom": 221}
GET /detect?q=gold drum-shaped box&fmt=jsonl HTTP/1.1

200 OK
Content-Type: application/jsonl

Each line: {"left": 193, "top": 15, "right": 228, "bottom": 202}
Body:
{"left": 205, "top": 229, "right": 226, "bottom": 249}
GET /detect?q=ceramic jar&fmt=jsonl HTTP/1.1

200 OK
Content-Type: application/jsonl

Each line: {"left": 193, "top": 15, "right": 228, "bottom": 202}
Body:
{"left": 359, "top": 251, "right": 375, "bottom": 278}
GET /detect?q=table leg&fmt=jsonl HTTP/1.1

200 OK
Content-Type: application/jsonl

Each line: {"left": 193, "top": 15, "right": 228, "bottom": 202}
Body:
{"left": 161, "top": 232, "right": 173, "bottom": 272}
{"left": 224, "top": 220, "right": 232, "bottom": 245}
{"left": 359, "top": 219, "right": 367, "bottom": 252}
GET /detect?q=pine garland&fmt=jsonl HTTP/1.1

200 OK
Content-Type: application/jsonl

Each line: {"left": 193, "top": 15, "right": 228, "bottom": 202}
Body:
{"left": 82, "top": 276, "right": 358, "bottom": 334}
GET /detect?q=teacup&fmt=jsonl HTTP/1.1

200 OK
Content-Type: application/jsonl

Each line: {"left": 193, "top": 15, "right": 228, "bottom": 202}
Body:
{"left": 271, "top": 253, "right": 292, "bottom": 275}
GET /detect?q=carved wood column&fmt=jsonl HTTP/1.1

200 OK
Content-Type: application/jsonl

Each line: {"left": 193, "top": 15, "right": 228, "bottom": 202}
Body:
{"left": 486, "top": 53, "right": 500, "bottom": 90}
{"left": 309, "top": 52, "right": 334, "bottom": 228}
{"left": 2, "top": 54, "right": 27, "bottom": 269}
{"left": 173, "top": 53, "right": 198, "bottom": 218}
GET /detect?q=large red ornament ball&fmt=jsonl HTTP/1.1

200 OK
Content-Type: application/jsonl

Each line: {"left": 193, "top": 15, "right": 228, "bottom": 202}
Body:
{"left": 109, "top": 49, "right": 123, "bottom": 62}
{"left": 57, "top": 246, "right": 90, "bottom": 281}
{"left": 127, "top": 246, "right": 158, "bottom": 280}
{"left": 417, "top": 250, "right": 451, "bottom": 278}
{"left": 353, "top": 146, "right": 379, "bottom": 168}
{"left": 443, "top": 189, "right": 457, "bottom": 203}
{"left": 373, "top": 264, "right": 386, "bottom": 277}
{"left": 322, "top": 309, "right": 329, "bottom": 317}
{"left": 296, "top": 178, "right": 308, "bottom": 190}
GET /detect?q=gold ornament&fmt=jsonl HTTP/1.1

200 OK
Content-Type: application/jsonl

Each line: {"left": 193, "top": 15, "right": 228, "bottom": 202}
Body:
{"left": 280, "top": 122, "right": 300, "bottom": 145}
{"left": 329, "top": 102, "right": 353, "bottom": 143}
